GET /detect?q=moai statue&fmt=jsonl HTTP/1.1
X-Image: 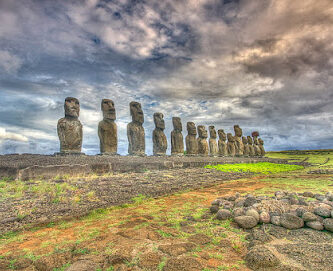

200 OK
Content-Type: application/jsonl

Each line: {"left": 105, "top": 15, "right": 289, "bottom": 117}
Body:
{"left": 252, "top": 131, "right": 261, "bottom": 156}
{"left": 127, "top": 101, "right": 145, "bottom": 156}
{"left": 153, "top": 112, "right": 167, "bottom": 156}
{"left": 218, "top": 129, "right": 227, "bottom": 156}
{"left": 208, "top": 126, "right": 218, "bottom": 156}
{"left": 234, "top": 125, "right": 244, "bottom": 156}
{"left": 227, "top": 133, "right": 236, "bottom": 157}
{"left": 57, "top": 97, "right": 83, "bottom": 154}
{"left": 197, "top": 125, "right": 209, "bottom": 156}
{"left": 258, "top": 138, "right": 266, "bottom": 157}
{"left": 185, "top": 122, "right": 198, "bottom": 155}
{"left": 242, "top": 136, "right": 250, "bottom": 157}
{"left": 171, "top": 117, "right": 184, "bottom": 155}
{"left": 247, "top": 136, "right": 255, "bottom": 157}
{"left": 98, "top": 99, "right": 117, "bottom": 155}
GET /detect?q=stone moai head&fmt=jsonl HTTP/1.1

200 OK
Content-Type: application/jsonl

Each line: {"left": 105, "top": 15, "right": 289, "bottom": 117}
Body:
{"left": 234, "top": 125, "right": 242, "bottom": 137}
{"left": 187, "top": 122, "right": 197, "bottom": 136}
{"left": 172, "top": 117, "right": 182, "bottom": 132}
{"left": 197, "top": 125, "right": 208, "bottom": 138}
{"left": 252, "top": 131, "right": 259, "bottom": 138}
{"left": 101, "top": 99, "right": 116, "bottom": 120}
{"left": 242, "top": 136, "right": 248, "bottom": 144}
{"left": 258, "top": 138, "right": 264, "bottom": 145}
{"left": 130, "top": 101, "right": 144, "bottom": 124}
{"left": 154, "top": 112, "right": 165, "bottom": 130}
{"left": 247, "top": 136, "right": 253, "bottom": 144}
{"left": 227, "top": 133, "right": 235, "bottom": 142}
{"left": 209, "top": 126, "right": 217, "bottom": 139}
{"left": 64, "top": 97, "right": 80, "bottom": 118}
{"left": 218, "top": 129, "right": 226, "bottom": 141}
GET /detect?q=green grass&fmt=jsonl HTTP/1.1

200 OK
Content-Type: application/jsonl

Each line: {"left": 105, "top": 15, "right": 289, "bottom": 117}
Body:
{"left": 205, "top": 162, "right": 303, "bottom": 174}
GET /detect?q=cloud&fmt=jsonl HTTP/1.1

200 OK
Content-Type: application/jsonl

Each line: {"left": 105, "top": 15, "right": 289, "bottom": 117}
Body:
{"left": 0, "top": 127, "right": 28, "bottom": 142}
{"left": 0, "top": 0, "right": 332, "bottom": 154}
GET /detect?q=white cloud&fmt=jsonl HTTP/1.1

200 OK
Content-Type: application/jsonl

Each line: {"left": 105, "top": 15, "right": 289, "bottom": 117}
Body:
{"left": 0, "top": 127, "right": 28, "bottom": 142}
{"left": 0, "top": 50, "right": 22, "bottom": 73}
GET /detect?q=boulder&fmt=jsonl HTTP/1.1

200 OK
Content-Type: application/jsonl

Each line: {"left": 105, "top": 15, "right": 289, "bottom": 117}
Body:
{"left": 210, "top": 205, "right": 219, "bottom": 214}
{"left": 280, "top": 213, "right": 304, "bottom": 229}
{"left": 259, "top": 212, "right": 270, "bottom": 224}
{"left": 234, "top": 215, "right": 258, "bottom": 229}
{"left": 246, "top": 209, "right": 260, "bottom": 222}
{"left": 314, "top": 207, "right": 331, "bottom": 218}
{"left": 245, "top": 246, "right": 280, "bottom": 270}
{"left": 302, "top": 212, "right": 317, "bottom": 222}
{"left": 306, "top": 221, "right": 324, "bottom": 231}
{"left": 323, "top": 218, "right": 333, "bottom": 232}
{"left": 271, "top": 216, "right": 281, "bottom": 226}
{"left": 216, "top": 209, "right": 232, "bottom": 220}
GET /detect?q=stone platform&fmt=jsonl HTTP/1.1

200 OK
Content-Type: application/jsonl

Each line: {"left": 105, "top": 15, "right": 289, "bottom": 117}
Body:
{"left": 0, "top": 154, "right": 288, "bottom": 180}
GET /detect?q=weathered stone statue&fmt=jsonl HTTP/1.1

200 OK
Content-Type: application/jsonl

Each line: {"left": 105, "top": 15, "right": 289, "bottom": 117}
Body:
{"left": 98, "top": 99, "right": 117, "bottom": 155}
{"left": 242, "top": 136, "right": 250, "bottom": 157}
{"left": 252, "top": 131, "right": 261, "bottom": 156}
{"left": 127, "top": 101, "right": 145, "bottom": 156}
{"left": 258, "top": 138, "right": 265, "bottom": 157}
{"left": 153, "top": 112, "right": 167, "bottom": 156}
{"left": 197, "top": 125, "right": 209, "bottom": 156}
{"left": 185, "top": 122, "right": 198, "bottom": 155}
{"left": 57, "top": 97, "right": 83, "bottom": 154}
{"left": 171, "top": 117, "right": 184, "bottom": 155}
{"left": 234, "top": 125, "right": 244, "bottom": 156}
{"left": 227, "top": 133, "right": 236, "bottom": 157}
{"left": 247, "top": 136, "right": 255, "bottom": 157}
{"left": 208, "top": 126, "right": 218, "bottom": 156}
{"left": 218, "top": 129, "right": 227, "bottom": 156}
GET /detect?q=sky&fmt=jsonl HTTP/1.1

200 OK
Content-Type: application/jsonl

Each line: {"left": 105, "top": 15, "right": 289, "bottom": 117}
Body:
{"left": 0, "top": 0, "right": 332, "bottom": 155}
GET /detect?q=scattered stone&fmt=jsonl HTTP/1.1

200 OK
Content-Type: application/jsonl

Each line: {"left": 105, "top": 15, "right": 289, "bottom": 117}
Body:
{"left": 259, "top": 212, "right": 270, "bottom": 224}
{"left": 210, "top": 205, "right": 219, "bottom": 214}
{"left": 314, "top": 207, "right": 331, "bottom": 218}
{"left": 306, "top": 221, "right": 324, "bottom": 231}
{"left": 323, "top": 218, "right": 333, "bottom": 232}
{"left": 302, "top": 212, "right": 317, "bottom": 222}
{"left": 303, "top": 191, "right": 314, "bottom": 198}
{"left": 271, "top": 216, "right": 281, "bottom": 226}
{"left": 315, "top": 194, "right": 325, "bottom": 201}
{"left": 246, "top": 209, "right": 260, "bottom": 222}
{"left": 234, "top": 215, "right": 258, "bottom": 229}
{"left": 233, "top": 208, "right": 245, "bottom": 217}
{"left": 65, "top": 260, "right": 98, "bottom": 271}
{"left": 245, "top": 246, "right": 280, "bottom": 270}
{"left": 296, "top": 207, "right": 307, "bottom": 217}
{"left": 244, "top": 196, "right": 256, "bottom": 207}
{"left": 216, "top": 209, "right": 232, "bottom": 220}
{"left": 280, "top": 213, "right": 304, "bottom": 229}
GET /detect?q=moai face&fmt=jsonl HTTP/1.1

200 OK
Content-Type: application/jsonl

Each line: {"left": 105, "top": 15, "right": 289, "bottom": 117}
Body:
{"left": 258, "top": 138, "right": 264, "bottom": 145}
{"left": 102, "top": 99, "right": 116, "bottom": 120}
{"left": 209, "top": 126, "right": 217, "bottom": 139}
{"left": 227, "top": 133, "right": 234, "bottom": 142}
{"left": 218, "top": 129, "right": 226, "bottom": 141}
{"left": 247, "top": 136, "right": 253, "bottom": 145}
{"left": 187, "top": 122, "right": 197, "bottom": 136}
{"left": 197, "top": 125, "right": 208, "bottom": 138}
{"left": 234, "top": 125, "right": 242, "bottom": 137}
{"left": 130, "top": 101, "right": 144, "bottom": 124}
{"left": 172, "top": 117, "right": 182, "bottom": 132}
{"left": 154, "top": 112, "right": 165, "bottom": 130}
{"left": 242, "top": 136, "right": 248, "bottom": 144}
{"left": 64, "top": 97, "right": 80, "bottom": 118}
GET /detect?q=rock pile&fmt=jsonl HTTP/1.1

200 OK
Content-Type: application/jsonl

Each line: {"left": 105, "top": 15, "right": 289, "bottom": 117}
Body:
{"left": 210, "top": 191, "right": 333, "bottom": 232}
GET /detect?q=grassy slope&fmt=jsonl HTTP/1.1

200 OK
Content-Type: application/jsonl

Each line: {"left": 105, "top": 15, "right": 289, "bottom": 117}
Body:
{"left": 0, "top": 150, "right": 332, "bottom": 271}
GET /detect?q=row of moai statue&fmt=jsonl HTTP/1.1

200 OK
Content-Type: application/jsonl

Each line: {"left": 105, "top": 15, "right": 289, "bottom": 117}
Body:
{"left": 57, "top": 97, "right": 265, "bottom": 157}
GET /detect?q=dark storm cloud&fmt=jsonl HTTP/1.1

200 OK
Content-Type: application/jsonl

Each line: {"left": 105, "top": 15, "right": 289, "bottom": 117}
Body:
{"left": 0, "top": 0, "right": 332, "bottom": 154}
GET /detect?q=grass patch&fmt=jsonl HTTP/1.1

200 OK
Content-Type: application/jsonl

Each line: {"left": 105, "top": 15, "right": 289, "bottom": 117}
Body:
{"left": 205, "top": 162, "right": 303, "bottom": 174}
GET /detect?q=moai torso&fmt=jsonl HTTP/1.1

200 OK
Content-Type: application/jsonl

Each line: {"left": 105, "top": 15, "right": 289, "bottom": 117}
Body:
{"left": 253, "top": 137, "right": 261, "bottom": 156}
{"left": 197, "top": 125, "right": 209, "bottom": 156}
{"left": 209, "top": 126, "right": 218, "bottom": 156}
{"left": 153, "top": 112, "right": 167, "bottom": 155}
{"left": 242, "top": 136, "right": 250, "bottom": 157}
{"left": 127, "top": 101, "right": 145, "bottom": 156}
{"left": 98, "top": 99, "right": 117, "bottom": 154}
{"left": 258, "top": 138, "right": 265, "bottom": 157}
{"left": 185, "top": 122, "right": 198, "bottom": 155}
{"left": 171, "top": 117, "right": 184, "bottom": 155}
{"left": 247, "top": 136, "right": 255, "bottom": 157}
{"left": 234, "top": 125, "right": 244, "bottom": 156}
{"left": 218, "top": 129, "right": 228, "bottom": 156}
{"left": 57, "top": 97, "right": 83, "bottom": 154}
{"left": 227, "top": 133, "right": 236, "bottom": 157}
